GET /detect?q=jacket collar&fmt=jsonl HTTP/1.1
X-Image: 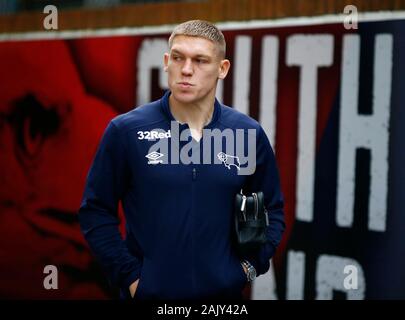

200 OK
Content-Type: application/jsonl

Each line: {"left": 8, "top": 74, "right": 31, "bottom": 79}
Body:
{"left": 160, "top": 90, "right": 221, "bottom": 130}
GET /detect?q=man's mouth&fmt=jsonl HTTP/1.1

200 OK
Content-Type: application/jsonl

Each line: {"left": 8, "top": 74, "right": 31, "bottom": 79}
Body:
{"left": 177, "top": 82, "right": 194, "bottom": 88}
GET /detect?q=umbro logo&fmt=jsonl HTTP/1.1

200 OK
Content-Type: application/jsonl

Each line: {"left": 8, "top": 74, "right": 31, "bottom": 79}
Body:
{"left": 145, "top": 151, "right": 164, "bottom": 165}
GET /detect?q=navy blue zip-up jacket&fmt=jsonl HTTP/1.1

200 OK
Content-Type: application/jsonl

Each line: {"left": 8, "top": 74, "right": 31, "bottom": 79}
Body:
{"left": 78, "top": 91, "right": 285, "bottom": 299}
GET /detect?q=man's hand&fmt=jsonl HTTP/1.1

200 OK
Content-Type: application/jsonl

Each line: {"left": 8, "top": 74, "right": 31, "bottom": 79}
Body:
{"left": 129, "top": 279, "right": 140, "bottom": 298}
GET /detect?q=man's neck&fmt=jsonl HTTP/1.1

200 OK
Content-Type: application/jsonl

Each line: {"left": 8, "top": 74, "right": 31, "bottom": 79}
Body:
{"left": 169, "top": 94, "right": 215, "bottom": 141}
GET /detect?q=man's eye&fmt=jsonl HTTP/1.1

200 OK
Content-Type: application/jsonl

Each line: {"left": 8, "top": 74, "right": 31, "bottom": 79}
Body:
{"left": 172, "top": 56, "right": 182, "bottom": 61}
{"left": 196, "top": 59, "right": 207, "bottom": 64}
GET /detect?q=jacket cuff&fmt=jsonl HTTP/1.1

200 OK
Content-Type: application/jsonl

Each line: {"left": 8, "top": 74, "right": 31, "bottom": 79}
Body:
{"left": 245, "top": 242, "right": 276, "bottom": 276}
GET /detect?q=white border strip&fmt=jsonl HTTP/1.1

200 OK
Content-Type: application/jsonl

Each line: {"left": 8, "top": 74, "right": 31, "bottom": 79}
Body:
{"left": 0, "top": 11, "right": 404, "bottom": 41}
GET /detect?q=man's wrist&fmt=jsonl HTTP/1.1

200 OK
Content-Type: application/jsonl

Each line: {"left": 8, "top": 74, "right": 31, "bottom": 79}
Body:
{"left": 241, "top": 260, "right": 257, "bottom": 282}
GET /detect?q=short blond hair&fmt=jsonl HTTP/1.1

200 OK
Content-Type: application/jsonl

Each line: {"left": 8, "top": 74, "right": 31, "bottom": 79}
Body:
{"left": 168, "top": 20, "right": 226, "bottom": 58}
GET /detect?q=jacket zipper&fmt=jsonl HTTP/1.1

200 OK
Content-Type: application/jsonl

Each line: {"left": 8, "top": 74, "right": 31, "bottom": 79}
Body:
{"left": 191, "top": 166, "right": 196, "bottom": 295}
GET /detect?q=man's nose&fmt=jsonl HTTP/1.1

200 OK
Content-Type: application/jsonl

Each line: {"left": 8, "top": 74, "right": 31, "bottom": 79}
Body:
{"left": 181, "top": 59, "right": 193, "bottom": 76}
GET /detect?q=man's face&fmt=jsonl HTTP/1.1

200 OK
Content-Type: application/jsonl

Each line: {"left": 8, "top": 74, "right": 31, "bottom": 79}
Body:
{"left": 164, "top": 35, "right": 230, "bottom": 105}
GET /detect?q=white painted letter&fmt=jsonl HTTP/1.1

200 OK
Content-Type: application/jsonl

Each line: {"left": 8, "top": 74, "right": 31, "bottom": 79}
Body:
{"left": 286, "top": 35, "right": 334, "bottom": 222}
{"left": 286, "top": 250, "right": 306, "bottom": 300}
{"left": 137, "top": 39, "right": 168, "bottom": 105}
{"left": 316, "top": 255, "right": 365, "bottom": 300}
{"left": 252, "top": 259, "right": 278, "bottom": 300}
{"left": 260, "top": 36, "right": 279, "bottom": 148}
{"left": 233, "top": 36, "right": 252, "bottom": 115}
{"left": 337, "top": 34, "right": 392, "bottom": 231}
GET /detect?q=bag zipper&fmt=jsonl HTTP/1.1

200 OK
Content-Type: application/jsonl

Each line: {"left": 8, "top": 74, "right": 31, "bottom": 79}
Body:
{"left": 241, "top": 195, "right": 247, "bottom": 221}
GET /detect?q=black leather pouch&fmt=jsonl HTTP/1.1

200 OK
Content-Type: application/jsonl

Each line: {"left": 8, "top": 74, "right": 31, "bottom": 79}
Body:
{"left": 234, "top": 190, "right": 269, "bottom": 255}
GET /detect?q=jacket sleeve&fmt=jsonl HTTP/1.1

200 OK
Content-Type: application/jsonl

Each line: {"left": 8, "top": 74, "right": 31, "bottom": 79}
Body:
{"left": 243, "top": 126, "right": 286, "bottom": 276}
{"left": 78, "top": 121, "right": 142, "bottom": 291}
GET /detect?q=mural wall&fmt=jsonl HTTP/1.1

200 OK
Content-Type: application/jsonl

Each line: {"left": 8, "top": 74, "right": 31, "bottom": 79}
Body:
{"left": 0, "top": 17, "right": 404, "bottom": 299}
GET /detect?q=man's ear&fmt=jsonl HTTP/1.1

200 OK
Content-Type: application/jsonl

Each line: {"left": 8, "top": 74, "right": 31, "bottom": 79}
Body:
{"left": 218, "top": 59, "right": 230, "bottom": 80}
{"left": 163, "top": 53, "right": 169, "bottom": 72}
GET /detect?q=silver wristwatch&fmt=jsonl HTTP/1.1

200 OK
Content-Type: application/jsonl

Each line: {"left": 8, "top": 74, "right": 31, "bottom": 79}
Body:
{"left": 241, "top": 260, "right": 257, "bottom": 282}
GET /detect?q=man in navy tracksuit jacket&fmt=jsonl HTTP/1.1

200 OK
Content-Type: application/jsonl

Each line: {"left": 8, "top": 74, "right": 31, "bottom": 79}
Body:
{"left": 78, "top": 20, "right": 285, "bottom": 300}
